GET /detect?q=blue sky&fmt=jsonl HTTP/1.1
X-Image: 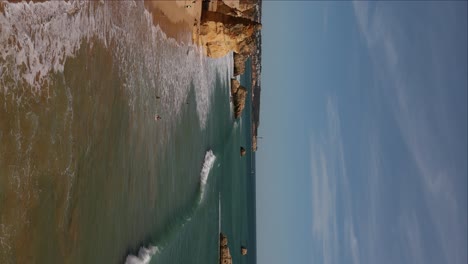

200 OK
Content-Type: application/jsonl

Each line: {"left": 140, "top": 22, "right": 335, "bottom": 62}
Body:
{"left": 257, "top": 2, "right": 467, "bottom": 264}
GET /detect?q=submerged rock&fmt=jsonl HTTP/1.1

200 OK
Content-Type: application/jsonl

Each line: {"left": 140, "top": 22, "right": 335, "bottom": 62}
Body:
{"left": 241, "top": 246, "right": 248, "bottom": 255}
{"left": 240, "top": 147, "right": 246, "bottom": 156}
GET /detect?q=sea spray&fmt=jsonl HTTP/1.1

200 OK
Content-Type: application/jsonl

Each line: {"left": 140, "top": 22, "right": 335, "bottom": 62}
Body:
{"left": 199, "top": 150, "right": 216, "bottom": 202}
{"left": 125, "top": 246, "right": 160, "bottom": 264}
{"left": 124, "top": 150, "right": 216, "bottom": 264}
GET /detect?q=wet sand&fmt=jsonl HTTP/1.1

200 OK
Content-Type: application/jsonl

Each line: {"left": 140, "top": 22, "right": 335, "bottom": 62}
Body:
{"left": 0, "top": 1, "right": 210, "bottom": 263}
{"left": 144, "top": 0, "right": 202, "bottom": 43}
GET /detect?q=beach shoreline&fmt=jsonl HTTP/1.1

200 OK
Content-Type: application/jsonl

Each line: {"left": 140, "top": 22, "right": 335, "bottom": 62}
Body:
{"left": 143, "top": 0, "right": 202, "bottom": 44}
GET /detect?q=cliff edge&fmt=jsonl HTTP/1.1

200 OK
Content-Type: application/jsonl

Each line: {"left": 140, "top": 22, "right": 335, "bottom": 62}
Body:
{"left": 193, "top": 1, "right": 261, "bottom": 59}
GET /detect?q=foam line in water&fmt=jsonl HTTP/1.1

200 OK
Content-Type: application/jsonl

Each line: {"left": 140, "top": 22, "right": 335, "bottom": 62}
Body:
{"left": 125, "top": 150, "right": 216, "bottom": 263}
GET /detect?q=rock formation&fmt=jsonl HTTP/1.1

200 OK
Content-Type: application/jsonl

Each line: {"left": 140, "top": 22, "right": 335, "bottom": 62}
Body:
{"left": 240, "top": 147, "right": 246, "bottom": 156}
{"left": 217, "top": 0, "right": 257, "bottom": 21}
{"left": 241, "top": 246, "right": 248, "bottom": 255}
{"left": 233, "top": 52, "right": 247, "bottom": 76}
{"left": 231, "top": 79, "right": 240, "bottom": 95}
{"left": 231, "top": 79, "right": 247, "bottom": 119}
{"left": 252, "top": 134, "right": 257, "bottom": 151}
{"left": 193, "top": 1, "right": 261, "bottom": 58}
{"left": 220, "top": 233, "right": 232, "bottom": 264}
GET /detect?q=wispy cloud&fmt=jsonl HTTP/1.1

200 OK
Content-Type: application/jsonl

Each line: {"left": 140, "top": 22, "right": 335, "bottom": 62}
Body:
{"left": 400, "top": 213, "right": 425, "bottom": 264}
{"left": 353, "top": 1, "right": 467, "bottom": 263}
{"left": 322, "top": 3, "right": 329, "bottom": 33}
{"left": 310, "top": 98, "right": 360, "bottom": 264}
{"left": 363, "top": 130, "right": 382, "bottom": 264}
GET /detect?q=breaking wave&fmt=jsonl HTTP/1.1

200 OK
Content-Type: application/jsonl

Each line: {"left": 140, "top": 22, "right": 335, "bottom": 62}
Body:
{"left": 124, "top": 150, "right": 216, "bottom": 264}
{"left": 0, "top": 0, "right": 233, "bottom": 129}
{"left": 199, "top": 150, "right": 216, "bottom": 202}
{"left": 125, "top": 246, "right": 160, "bottom": 264}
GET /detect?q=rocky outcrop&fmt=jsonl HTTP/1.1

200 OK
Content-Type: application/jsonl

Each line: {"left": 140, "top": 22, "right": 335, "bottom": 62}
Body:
{"left": 233, "top": 53, "right": 247, "bottom": 76}
{"left": 233, "top": 35, "right": 256, "bottom": 76}
{"left": 240, "top": 147, "right": 246, "bottom": 156}
{"left": 193, "top": 2, "right": 261, "bottom": 58}
{"left": 231, "top": 79, "right": 240, "bottom": 95}
{"left": 231, "top": 79, "right": 247, "bottom": 118}
{"left": 241, "top": 246, "right": 248, "bottom": 255}
{"left": 217, "top": 0, "right": 257, "bottom": 21}
{"left": 220, "top": 233, "right": 232, "bottom": 264}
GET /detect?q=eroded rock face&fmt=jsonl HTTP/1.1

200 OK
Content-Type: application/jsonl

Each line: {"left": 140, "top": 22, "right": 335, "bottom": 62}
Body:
{"left": 231, "top": 80, "right": 247, "bottom": 119}
{"left": 233, "top": 86, "right": 247, "bottom": 119}
{"left": 231, "top": 79, "right": 240, "bottom": 95}
{"left": 233, "top": 52, "right": 247, "bottom": 76}
{"left": 220, "top": 234, "right": 232, "bottom": 264}
{"left": 194, "top": 6, "right": 261, "bottom": 58}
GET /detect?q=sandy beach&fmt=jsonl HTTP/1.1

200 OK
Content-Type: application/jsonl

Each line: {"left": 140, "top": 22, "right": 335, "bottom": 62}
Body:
{"left": 144, "top": 0, "right": 202, "bottom": 43}
{"left": 0, "top": 0, "right": 237, "bottom": 262}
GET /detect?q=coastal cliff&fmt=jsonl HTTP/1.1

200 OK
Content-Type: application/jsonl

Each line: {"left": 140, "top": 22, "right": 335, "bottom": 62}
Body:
{"left": 194, "top": 0, "right": 263, "bottom": 150}
{"left": 193, "top": 0, "right": 261, "bottom": 60}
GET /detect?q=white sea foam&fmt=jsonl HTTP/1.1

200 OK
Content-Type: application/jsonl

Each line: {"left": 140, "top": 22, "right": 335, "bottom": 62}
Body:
{"left": 0, "top": 0, "right": 233, "bottom": 128}
{"left": 124, "top": 150, "right": 215, "bottom": 263}
{"left": 124, "top": 245, "right": 160, "bottom": 264}
{"left": 199, "top": 150, "right": 216, "bottom": 202}
{"left": 1, "top": 2, "right": 227, "bottom": 261}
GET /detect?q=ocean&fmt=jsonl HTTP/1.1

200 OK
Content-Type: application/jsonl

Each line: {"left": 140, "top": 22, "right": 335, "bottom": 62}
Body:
{"left": 0, "top": 1, "right": 256, "bottom": 264}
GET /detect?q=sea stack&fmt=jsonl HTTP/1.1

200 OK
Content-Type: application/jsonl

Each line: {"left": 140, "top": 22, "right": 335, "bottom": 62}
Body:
{"left": 241, "top": 246, "right": 248, "bottom": 255}
{"left": 240, "top": 147, "right": 246, "bottom": 156}
{"left": 220, "top": 233, "right": 233, "bottom": 264}
{"left": 230, "top": 79, "right": 248, "bottom": 119}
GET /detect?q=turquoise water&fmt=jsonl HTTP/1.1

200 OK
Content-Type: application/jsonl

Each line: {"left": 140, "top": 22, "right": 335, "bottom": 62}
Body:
{"left": 0, "top": 1, "right": 256, "bottom": 263}
{"left": 138, "top": 62, "right": 256, "bottom": 264}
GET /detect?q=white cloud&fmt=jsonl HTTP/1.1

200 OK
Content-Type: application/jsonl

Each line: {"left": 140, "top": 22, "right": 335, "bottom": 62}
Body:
{"left": 352, "top": 2, "right": 466, "bottom": 263}
{"left": 322, "top": 3, "right": 329, "bottom": 33}
{"left": 400, "top": 213, "right": 425, "bottom": 264}
{"left": 310, "top": 141, "right": 338, "bottom": 264}
{"left": 364, "top": 130, "right": 382, "bottom": 264}
{"left": 310, "top": 98, "right": 360, "bottom": 264}
{"left": 348, "top": 221, "right": 361, "bottom": 264}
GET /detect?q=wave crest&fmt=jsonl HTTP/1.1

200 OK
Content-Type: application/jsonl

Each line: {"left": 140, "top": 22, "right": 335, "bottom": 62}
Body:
{"left": 124, "top": 150, "right": 216, "bottom": 263}
{"left": 125, "top": 246, "right": 160, "bottom": 264}
{"left": 0, "top": 1, "right": 233, "bottom": 129}
{"left": 199, "top": 150, "right": 216, "bottom": 202}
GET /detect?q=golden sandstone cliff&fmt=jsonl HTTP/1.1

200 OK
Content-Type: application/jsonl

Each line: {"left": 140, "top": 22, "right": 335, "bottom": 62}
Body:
{"left": 193, "top": 0, "right": 261, "bottom": 61}
{"left": 194, "top": 0, "right": 262, "bottom": 150}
